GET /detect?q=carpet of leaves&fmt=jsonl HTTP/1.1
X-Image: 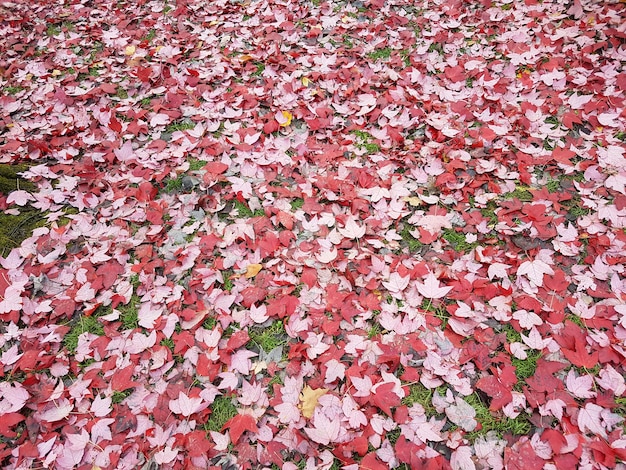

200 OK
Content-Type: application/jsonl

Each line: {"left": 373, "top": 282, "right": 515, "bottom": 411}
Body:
{"left": 1, "top": 0, "right": 626, "bottom": 468}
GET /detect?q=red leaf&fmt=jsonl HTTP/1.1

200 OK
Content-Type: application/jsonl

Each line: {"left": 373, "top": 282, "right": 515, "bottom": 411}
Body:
{"left": 223, "top": 414, "right": 257, "bottom": 444}
{"left": 111, "top": 365, "right": 138, "bottom": 392}
{"left": 475, "top": 375, "right": 512, "bottom": 411}
{"left": 186, "top": 430, "right": 213, "bottom": 457}
{"left": 505, "top": 438, "right": 545, "bottom": 470}
{"left": 204, "top": 162, "right": 229, "bottom": 174}
{"left": 360, "top": 453, "right": 389, "bottom": 470}
{"left": 371, "top": 382, "right": 400, "bottom": 416}
{"left": 109, "top": 116, "right": 122, "bottom": 133}
{"left": 226, "top": 330, "right": 249, "bottom": 351}
{"left": 0, "top": 413, "right": 24, "bottom": 438}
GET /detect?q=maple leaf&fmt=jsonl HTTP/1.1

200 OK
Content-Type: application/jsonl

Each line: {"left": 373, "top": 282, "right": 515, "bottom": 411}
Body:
{"left": 416, "top": 273, "right": 453, "bottom": 299}
{"left": 476, "top": 375, "right": 513, "bottom": 411}
{"left": 303, "top": 411, "right": 340, "bottom": 445}
{"left": 517, "top": 260, "right": 554, "bottom": 286}
{"left": 169, "top": 391, "right": 203, "bottom": 417}
{"left": 223, "top": 413, "right": 257, "bottom": 444}
{"left": 299, "top": 385, "right": 328, "bottom": 419}
{"left": 371, "top": 382, "right": 401, "bottom": 417}
{"left": 244, "top": 263, "right": 263, "bottom": 278}
{"left": 445, "top": 397, "right": 477, "bottom": 432}
{"left": 338, "top": 217, "right": 366, "bottom": 239}
{"left": 382, "top": 272, "right": 410, "bottom": 293}
{"left": 577, "top": 403, "right": 607, "bottom": 438}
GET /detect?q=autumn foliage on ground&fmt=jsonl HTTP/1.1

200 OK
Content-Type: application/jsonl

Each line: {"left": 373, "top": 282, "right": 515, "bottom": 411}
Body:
{"left": 1, "top": 0, "right": 626, "bottom": 468}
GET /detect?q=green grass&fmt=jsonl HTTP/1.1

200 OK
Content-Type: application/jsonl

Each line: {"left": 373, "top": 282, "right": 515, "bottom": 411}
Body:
{"left": 368, "top": 47, "right": 391, "bottom": 61}
{"left": 188, "top": 158, "right": 204, "bottom": 171}
{"left": 165, "top": 119, "right": 195, "bottom": 133}
{"left": 203, "top": 395, "right": 238, "bottom": 432}
{"left": 63, "top": 315, "right": 105, "bottom": 354}
{"left": 398, "top": 222, "right": 423, "bottom": 253}
{"left": 464, "top": 393, "right": 532, "bottom": 440}
{"left": 248, "top": 320, "right": 288, "bottom": 353}
{"left": 163, "top": 176, "right": 184, "bottom": 193}
{"left": 290, "top": 198, "right": 304, "bottom": 211}
{"left": 501, "top": 186, "right": 533, "bottom": 202}
{"left": 46, "top": 24, "right": 61, "bottom": 36}
{"left": 203, "top": 317, "right": 218, "bottom": 330}
{"left": 233, "top": 200, "right": 265, "bottom": 218}
{"left": 142, "top": 29, "right": 157, "bottom": 42}
{"left": 351, "top": 130, "right": 380, "bottom": 154}
{"left": 251, "top": 62, "right": 265, "bottom": 76}
{"left": 222, "top": 270, "right": 234, "bottom": 291}
{"left": 442, "top": 228, "right": 477, "bottom": 252}
{"left": 112, "top": 389, "right": 133, "bottom": 404}
{"left": 4, "top": 86, "right": 24, "bottom": 95}
{"left": 115, "top": 87, "right": 128, "bottom": 100}
{"left": 119, "top": 294, "right": 140, "bottom": 330}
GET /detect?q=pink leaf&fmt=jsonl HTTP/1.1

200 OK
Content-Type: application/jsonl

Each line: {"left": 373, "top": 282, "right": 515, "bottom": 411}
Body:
{"left": 324, "top": 359, "right": 346, "bottom": 383}
{"left": 577, "top": 403, "right": 607, "bottom": 438}
{"left": 0, "top": 382, "right": 29, "bottom": 412}
{"left": 517, "top": 260, "right": 554, "bottom": 287}
{"left": 168, "top": 391, "right": 203, "bottom": 417}
{"left": 338, "top": 217, "right": 366, "bottom": 239}
{"left": 445, "top": 397, "right": 477, "bottom": 432}
{"left": 90, "top": 394, "right": 112, "bottom": 418}
{"left": 451, "top": 446, "right": 476, "bottom": 470}
{"left": 304, "top": 412, "right": 340, "bottom": 445}
{"left": 382, "top": 272, "right": 410, "bottom": 293}
{"left": 6, "top": 190, "right": 34, "bottom": 206}
{"left": 416, "top": 273, "right": 453, "bottom": 299}
{"left": 566, "top": 370, "right": 596, "bottom": 399}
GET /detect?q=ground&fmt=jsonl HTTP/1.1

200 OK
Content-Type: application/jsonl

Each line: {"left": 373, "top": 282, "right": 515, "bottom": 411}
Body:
{"left": 1, "top": 0, "right": 626, "bottom": 469}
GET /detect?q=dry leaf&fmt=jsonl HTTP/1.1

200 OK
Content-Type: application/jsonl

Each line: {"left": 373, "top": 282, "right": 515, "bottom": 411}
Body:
{"left": 278, "top": 111, "right": 293, "bottom": 127}
{"left": 244, "top": 263, "right": 263, "bottom": 278}
{"left": 299, "top": 385, "right": 328, "bottom": 418}
{"left": 124, "top": 45, "right": 136, "bottom": 56}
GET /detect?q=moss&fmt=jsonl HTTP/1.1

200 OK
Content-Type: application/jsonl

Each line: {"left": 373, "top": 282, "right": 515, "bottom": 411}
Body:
{"left": 203, "top": 395, "right": 238, "bottom": 432}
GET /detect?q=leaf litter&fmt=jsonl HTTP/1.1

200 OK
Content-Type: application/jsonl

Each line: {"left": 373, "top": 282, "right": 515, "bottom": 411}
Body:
{"left": 0, "top": 0, "right": 626, "bottom": 468}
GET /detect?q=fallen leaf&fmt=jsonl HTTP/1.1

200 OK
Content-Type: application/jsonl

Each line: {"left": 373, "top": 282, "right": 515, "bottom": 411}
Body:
{"left": 299, "top": 385, "right": 328, "bottom": 419}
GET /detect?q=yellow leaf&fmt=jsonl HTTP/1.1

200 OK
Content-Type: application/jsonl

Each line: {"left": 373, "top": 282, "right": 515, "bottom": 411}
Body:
{"left": 244, "top": 263, "right": 263, "bottom": 279}
{"left": 301, "top": 77, "right": 311, "bottom": 87}
{"left": 279, "top": 110, "right": 293, "bottom": 127}
{"left": 124, "top": 45, "right": 136, "bottom": 56}
{"left": 239, "top": 54, "right": 254, "bottom": 62}
{"left": 51, "top": 69, "right": 62, "bottom": 77}
{"left": 403, "top": 196, "right": 422, "bottom": 207}
{"left": 299, "top": 386, "right": 328, "bottom": 419}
